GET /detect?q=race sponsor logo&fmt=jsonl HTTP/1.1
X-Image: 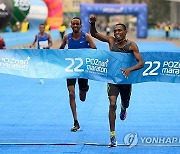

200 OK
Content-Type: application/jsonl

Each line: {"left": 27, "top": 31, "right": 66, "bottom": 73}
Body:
{"left": 86, "top": 58, "right": 109, "bottom": 75}
{"left": 102, "top": 7, "right": 124, "bottom": 13}
{"left": 0, "top": 56, "right": 30, "bottom": 70}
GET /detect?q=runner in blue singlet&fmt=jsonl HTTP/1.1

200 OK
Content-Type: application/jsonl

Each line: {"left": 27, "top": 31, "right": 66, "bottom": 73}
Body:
{"left": 30, "top": 24, "right": 53, "bottom": 84}
{"left": 59, "top": 17, "right": 97, "bottom": 132}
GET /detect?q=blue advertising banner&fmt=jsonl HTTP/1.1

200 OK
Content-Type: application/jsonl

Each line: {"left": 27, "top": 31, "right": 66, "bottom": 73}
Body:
{"left": 0, "top": 49, "right": 179, "bottom": 84}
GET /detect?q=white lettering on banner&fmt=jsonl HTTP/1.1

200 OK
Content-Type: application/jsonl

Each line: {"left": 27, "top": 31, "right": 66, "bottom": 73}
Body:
{"left": 74, "top": 58, "right": 84, "bottom": 72}
{"left": 102, "top": 7, "right": 124, "bottom": 13}
{"left": 86, "top": 58, "right": 108, "bottom": 67}
{"left": 163, "top": 61, "right": 180, "bottom": 68}
{"left": 161, "top": 61, "right": 180, "bottom": 76}
{"left": 86, "top": 58, "right": 109, "bottom": 75}
{"left": 65, "top": 58, "right": 84, "bottom": 72}
{"left": 87, "top": 65, "right": 107, "bottom": 73}
{"left": 162, "top": 68, "right": 180, "bottom": 75}
{"left": 142, "top": 61, "right": 160, "bottom": 76}
{"left": 0, "top": 56, "right": 30, "bottom": 70}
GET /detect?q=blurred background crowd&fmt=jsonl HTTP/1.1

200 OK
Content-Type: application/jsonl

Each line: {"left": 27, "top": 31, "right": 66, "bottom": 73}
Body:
{"left": 0, "top": 0, "right": 180, "bottom": 49}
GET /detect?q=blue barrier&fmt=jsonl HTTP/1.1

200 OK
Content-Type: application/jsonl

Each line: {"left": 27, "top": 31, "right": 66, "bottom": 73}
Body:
{"left": 1, "top": 28, "right": 180, "bottom": 48}
{"left": 0, "top": 29, "right": 61, "bottom": 48}
{"left": 148, "top": 29, "right": 180, "bottom": 38}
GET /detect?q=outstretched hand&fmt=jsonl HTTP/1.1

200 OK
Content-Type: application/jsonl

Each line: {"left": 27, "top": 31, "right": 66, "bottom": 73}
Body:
{"left": 120, "top": 68, "right": 131, "bottom": 79}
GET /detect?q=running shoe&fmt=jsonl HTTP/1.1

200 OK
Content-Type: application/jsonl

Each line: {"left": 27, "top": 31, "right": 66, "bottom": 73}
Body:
{"left": 108, "top": 136, "right": 117, "bottom": 147}
{"left": 71, "top": 122, "right": 80, "bottom": 132}
{"left": 120, "top": 106, "right": 127, "bottom": 120}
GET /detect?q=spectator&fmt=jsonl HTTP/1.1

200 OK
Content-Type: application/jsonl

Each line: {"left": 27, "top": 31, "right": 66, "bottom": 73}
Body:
{"left": 59, "top": 23, "right": 67, "bottom": 39}
{"left": 21, "top": 18, "right": 29, "bottom": 32}
{"left": 13, "top": 22, "right": 21, "bottom": 32}
{"left": 4, "top": 22, "right": 12, "bottom": 32}
{"left": 45, "top": 22, "right": 51, "bottom": 34}
{"left": 29, "top": 23, "right": 53, "bottom": 84}
{"left": 164, "top": 25, "right": 170, "bottom": 39}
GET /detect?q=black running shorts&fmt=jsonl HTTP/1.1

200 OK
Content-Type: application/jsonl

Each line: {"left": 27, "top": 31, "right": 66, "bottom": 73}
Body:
{"left": 107, "top": 83, "right": 132, "bottom": 101}
{"left": 67, "top": 78, "right": 89, "bottom": 91}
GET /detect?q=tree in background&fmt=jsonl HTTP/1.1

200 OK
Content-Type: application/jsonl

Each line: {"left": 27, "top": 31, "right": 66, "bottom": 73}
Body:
{"left": 146, "top": 0, "right": 170, "bottom": 27}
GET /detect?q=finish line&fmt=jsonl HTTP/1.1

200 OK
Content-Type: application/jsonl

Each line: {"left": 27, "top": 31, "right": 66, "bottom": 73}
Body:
{"left": 0, "top": 142, "right": 180, "bottom": 147}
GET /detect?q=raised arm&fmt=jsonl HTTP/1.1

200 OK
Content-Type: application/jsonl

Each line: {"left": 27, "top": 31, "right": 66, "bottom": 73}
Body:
{"left": 59, "top": 34, "right": 68, "bottom": 49}
{"left": 89, "top": 15, "right": 110, "bottom": 43}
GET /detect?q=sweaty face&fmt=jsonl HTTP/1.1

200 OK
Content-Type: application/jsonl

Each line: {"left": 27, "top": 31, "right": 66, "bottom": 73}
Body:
{"left": 39, "top": 25, "right": 45, "bottom": 33}
{"left": 71, "top": 19, "right": 82, "bottom": 33}
{"left": 114, "top": 25, "right": 127, "bottom": 41}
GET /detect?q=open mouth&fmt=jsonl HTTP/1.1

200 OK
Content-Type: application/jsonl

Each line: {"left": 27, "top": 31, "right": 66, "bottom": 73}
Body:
{"left": 115, "top": 34, "right": 121, "bottom": 39}
{"left": 73, "top": 27, "right": 78, "bottom": 30}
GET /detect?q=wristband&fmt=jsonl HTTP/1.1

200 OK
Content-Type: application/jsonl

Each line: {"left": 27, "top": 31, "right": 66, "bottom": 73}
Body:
{"left": 89, "top": 22, "right": 95, "bottom": 26}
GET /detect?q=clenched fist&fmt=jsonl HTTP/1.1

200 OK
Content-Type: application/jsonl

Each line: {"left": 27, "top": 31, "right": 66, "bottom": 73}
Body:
{"left": 89, "top": 15, "right": 97, "bottom": 23}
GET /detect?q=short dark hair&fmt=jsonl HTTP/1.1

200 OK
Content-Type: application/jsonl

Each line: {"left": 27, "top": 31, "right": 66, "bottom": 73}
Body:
{"left": 39, "top": 23, "right": 45, "bottom": 27}
{"left": 115, "top": 23, "right": 127, "bottom": 30}
{"left": 71, "top": 17, "right": 82, "bottom": 25}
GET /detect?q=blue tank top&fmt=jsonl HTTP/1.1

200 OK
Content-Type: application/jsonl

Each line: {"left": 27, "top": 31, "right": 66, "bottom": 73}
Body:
{"left": 68, "top": 32, "right": 90, "bottom": 49}
{"left": 37, "top": 32, "right": 49, "bottom": 49}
